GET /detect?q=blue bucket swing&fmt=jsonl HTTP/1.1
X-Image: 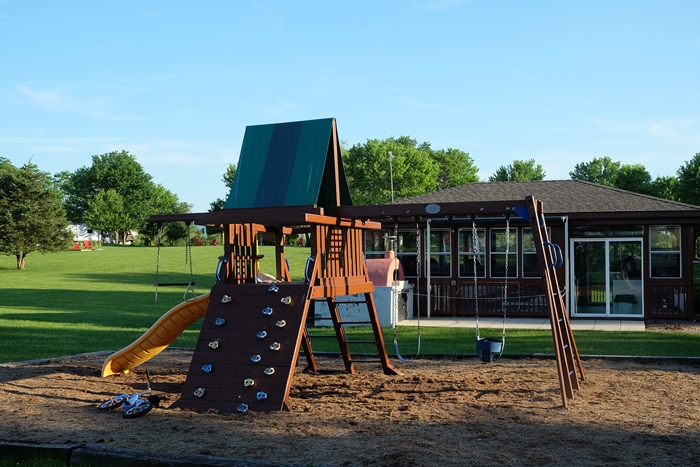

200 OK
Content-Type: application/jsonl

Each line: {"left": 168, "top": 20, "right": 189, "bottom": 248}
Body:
{"left": 473, "top": 216, "right": 509, "bottom": 363}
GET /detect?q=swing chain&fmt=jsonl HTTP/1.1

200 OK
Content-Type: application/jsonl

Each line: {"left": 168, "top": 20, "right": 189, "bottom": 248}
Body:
{"left": 186, "top": 222, "right": 194, "bottom": 285}
{"left": 501, "top": 216, "right": 510, "bottom": 349}
{"left": 154, "top": 224, "right": 163, "bottom": 303}
{"left": 472, "top": 218, "right": 479, "bottom": 339}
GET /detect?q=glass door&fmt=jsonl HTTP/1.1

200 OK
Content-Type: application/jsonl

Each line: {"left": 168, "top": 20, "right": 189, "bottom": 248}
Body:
{"left": 609, "top": 240, "right": 643, "bottom": 315}
{"left": 571, "top": 239, "right": 643, "bottom": 317}
{"left": 572, "top": 240, "right": 607, "bottom": 315}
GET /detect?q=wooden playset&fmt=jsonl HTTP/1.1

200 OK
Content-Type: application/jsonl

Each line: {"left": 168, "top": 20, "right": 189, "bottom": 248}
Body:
{"left": 101, "top": 117, "right": 584, "bottom": 412}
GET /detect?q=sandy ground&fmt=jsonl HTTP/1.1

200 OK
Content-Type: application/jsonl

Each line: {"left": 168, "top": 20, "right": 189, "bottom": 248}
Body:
{"left": 0, "top": 320, "right": 699, "bottom": 466}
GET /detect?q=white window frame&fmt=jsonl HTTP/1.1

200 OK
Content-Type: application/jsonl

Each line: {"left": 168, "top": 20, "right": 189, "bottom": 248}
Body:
{"left": 649, "top": 225, "right": 682, "bottom": 279}
{"left": 458, "top": 227, "right": 486, "bottom": 278}
{"left": 427, "top": 228, "right": 452, "bottom": 278}
{"left": 490, "top": 228, "right": 518, "bottom": 279}
{"left": 521, "top": 227, "right": 551, "bottom": 278}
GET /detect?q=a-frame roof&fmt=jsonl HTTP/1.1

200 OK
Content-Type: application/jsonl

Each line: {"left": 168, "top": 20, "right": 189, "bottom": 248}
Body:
{"left": 395, "top": 179, "right": 700, "bottom": 223}
{"left": 224, "top": 118, "right": 352, "bottom": 211}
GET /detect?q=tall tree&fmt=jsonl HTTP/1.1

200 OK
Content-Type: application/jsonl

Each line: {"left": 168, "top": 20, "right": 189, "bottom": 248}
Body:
{"left": 570, "top": 156, "right": 679, "bottom": 200}
{"left": 569, "top": 157, "right": 621, "bottom": 186}
{"left": 676, "top": 153, "right": 700, "bottom": 256}
{"left": 63, "top": 151, "right": 156, "bottom": 230}
{"left": 676, "top": 153, "right": 700, "bottom": 206}
{"left": 431, "top": 148, "right": 479, "bottom": 188}
{"left": 209, "top": 163, "right": 237, "bottom": 212}
{"left": 489, "top": 159, "right": 546, "bottom": 182}
{"left": 140, "top": 184, "right": 193, "bottom": 245}
{"left": 650, "top": 175, "right": 678, "bottom": 201}
{"left": 83, "top": 189, "right": 131, "bottom": 241}
{"left": 343, "top": 137, "right": 439, "bottom": 205}
{"left": 615, "top": 164, "right": 653, "bottom": 195}
{"left": 0, "top": 159, "right": 70, "bottom": 269}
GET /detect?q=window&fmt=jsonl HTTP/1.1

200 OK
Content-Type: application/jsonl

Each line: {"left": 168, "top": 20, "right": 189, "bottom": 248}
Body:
{"left": 490, "top": 228, "right": 517, "bottom": 278}
{"left": 650, "top": 225, "right": 681, "bottom": 278}
{"left": 365, "top": 230, "right": 389, "bottom": 259}
{"left": 428, "top": 229, "right": 451, "bottom": 277}
{"left": 608, "top": 225, "right": 643, "bottom": 237}
{"left": 522, "top": 227, "right": 550, "bottom": 278}
{"left": 571, "top": 226, "right": 605, "bottom": 237}
{"left": 458, "top": 228, "right": 485, "bottom": 277}
{"left": 396, "top": 230, "right": 419, "bottom": 277}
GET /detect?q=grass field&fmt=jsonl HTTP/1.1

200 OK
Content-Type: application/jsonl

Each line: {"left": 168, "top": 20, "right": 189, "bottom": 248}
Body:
{"left": 1, "top": 245, "right": 699, "bottom": 363}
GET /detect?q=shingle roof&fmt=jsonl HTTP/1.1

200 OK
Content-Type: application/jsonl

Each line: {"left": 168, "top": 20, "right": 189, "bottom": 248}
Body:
{"left": 397, "top": 179, "right": 700, "bottom": 216}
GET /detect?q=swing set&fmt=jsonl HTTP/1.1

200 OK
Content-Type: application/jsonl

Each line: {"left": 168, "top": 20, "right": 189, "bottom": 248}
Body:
{"left": 153, "top": 222, "right": 196, "bottom": 303}
{"left": 335, "top": 196, "right": 585, "bottom": 409}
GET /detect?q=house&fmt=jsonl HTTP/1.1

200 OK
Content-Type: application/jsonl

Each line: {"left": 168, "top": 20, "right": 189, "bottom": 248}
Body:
{"left": 66, "top": 224, "right": 102, "bottom": 243}
{"left": 360, "top": 180, "right": 700, "bottom": 321}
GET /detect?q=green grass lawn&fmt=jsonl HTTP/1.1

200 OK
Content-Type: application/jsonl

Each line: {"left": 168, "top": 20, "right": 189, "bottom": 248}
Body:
{"left": 0, "top": 245, "right": 699, "bottom": 363}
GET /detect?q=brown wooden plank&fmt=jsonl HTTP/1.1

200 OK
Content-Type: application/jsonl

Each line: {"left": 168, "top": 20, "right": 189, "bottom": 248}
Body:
{"left": 332, "top": 200, "right": 529, "bottom": 220}
{"left": 149, "top": 205, "right": 323, "bottom": 226}
{"left": 305, "top": 213, "right": 381, "bottom": 230}
{"left": 308, "top": 282, "right": 375, "bottom": 299}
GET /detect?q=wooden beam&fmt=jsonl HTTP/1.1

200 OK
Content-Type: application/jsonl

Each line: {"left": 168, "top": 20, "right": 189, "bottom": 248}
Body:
{"left": 305, "top": 213, "right": 381, "bottom": 230}
{"left": 332, "top": 200, "right": 529, "bottom": 220}
{"left": 149, "top": 205, "right": 323, "bottom": 226}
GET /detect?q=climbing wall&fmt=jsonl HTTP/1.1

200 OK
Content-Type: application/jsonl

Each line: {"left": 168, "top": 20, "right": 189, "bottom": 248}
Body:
{"left": 171, "top": 282, "right": 310, "bottom": 414}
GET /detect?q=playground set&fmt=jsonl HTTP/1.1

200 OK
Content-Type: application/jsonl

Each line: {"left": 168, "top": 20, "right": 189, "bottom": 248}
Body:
{"left": 101, "top": 117, "right": 585, "bottom": 413}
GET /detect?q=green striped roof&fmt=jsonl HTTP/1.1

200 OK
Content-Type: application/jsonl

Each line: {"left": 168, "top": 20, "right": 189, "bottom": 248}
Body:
{"left": 224, "top": 118, "right": 352, "bottom": 210}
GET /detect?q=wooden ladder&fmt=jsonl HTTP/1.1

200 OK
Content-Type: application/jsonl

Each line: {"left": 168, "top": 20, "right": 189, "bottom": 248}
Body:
{"left": 525, "top": 195, "right": 586, "bottom": 409}
{"left": 301, "top": 293, "right": 400, "bottom": 376}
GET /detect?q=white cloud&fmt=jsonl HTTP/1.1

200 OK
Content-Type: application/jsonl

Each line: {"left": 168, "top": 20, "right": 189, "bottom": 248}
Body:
{"left": 649, "top": 118, "right": 698, "bottom": 140}
{"left": 14, "top": 85, "right": 142, "bottom": 121}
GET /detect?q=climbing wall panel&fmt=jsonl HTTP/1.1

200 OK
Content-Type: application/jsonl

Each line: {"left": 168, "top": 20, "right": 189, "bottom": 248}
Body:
{"left": 171, "top": 282, "right": 310, "bottom": 414}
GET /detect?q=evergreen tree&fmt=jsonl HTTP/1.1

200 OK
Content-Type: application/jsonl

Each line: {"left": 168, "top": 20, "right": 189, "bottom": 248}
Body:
{"left": 0, "top": 159, "right": 70, "bottom": 269}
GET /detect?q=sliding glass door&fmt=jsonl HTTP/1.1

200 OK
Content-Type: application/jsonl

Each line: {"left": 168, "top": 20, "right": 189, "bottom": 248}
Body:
{"left": 571, "top": 239, "right": 643, "bottom": 317}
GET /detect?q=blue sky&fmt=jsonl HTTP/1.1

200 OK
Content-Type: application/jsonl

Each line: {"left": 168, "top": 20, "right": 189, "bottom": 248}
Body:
{"left": 1, "top": 1, "right": 698, "bottom": 212}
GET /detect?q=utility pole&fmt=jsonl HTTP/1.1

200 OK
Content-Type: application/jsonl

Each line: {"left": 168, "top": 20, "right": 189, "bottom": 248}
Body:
{"left": 388, "top": 151, "right": 395, "bottom": 203}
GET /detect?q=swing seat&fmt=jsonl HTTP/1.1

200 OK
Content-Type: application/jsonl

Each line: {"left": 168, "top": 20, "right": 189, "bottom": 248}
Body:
{"left": 476, "top": 337, "right": 503, "bottom": 363}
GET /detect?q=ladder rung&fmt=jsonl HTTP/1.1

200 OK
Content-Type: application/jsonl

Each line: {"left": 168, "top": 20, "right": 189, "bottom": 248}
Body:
{"left": 310, "top": 318, "right": 373, "bottom": 324}
{"left": 333, "top": 301, "right": 368, "bottom": 305}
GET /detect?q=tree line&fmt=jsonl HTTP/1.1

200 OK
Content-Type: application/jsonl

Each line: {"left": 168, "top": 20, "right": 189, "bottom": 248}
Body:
{"left": 2, "top": 140, "right": 700, "bottom": 269}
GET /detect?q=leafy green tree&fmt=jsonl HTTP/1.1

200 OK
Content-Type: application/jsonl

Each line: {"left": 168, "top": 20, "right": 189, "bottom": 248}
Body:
{"left": 676, "top": 153, "right": 700, "bottom": 206}
{"left": 569, "top": 157, "right": 621, "bottom": 186}
{"left": 343, "top": 136, "right": 476, "bottom": 205}
{"left": 571, "top": 156, "right": 679, "bottom": 200}
{"left": 140, "top": 184, "right": 193, "bottom": 246}
{"left": 489, "top": 159, "right": 546, "bottom": 182}
{"left": 63, "top": 151, "right": 156, "bottom": 230}
{"left": 676, "top": 153, "right": 700, "bottom": 256}
{"left": 431, "top": 148, "right": 479, "bottom": 187}
{"left": 650, "top": 175, "right": 678, "bottom": 201}
{"left": 615, "top": 164, "right": 653, "bottom": 195}
{"left": 83, "top": 189, "right": 131, "bottom": 241}
{"left": 209, "top": 163, "right": 237, "bottom": 212}
{"left": 0, "top": 159, "right": 70, "bottom": 269}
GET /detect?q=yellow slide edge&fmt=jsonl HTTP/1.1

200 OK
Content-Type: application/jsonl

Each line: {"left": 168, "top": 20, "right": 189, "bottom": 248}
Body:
{"left": 101, "top": 292, "right": 211, "bottom": 377}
